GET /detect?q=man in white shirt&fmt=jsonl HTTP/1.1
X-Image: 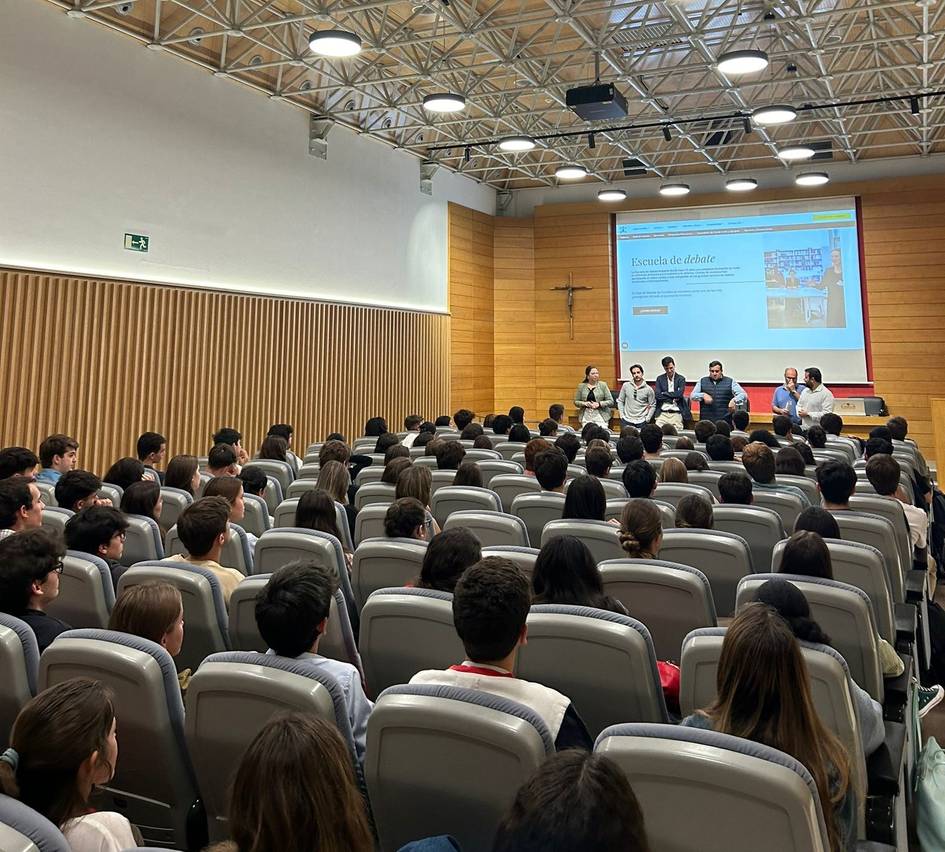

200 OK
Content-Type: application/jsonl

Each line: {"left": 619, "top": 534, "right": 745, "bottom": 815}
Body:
{"left": 797, "top": 366, "right": 835, "bottom": 430}
{"left": 401, "top": 414, "right": 423, "bottom": 448}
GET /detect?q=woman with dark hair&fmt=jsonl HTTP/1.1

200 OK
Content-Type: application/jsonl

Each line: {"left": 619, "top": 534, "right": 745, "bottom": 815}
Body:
{"left": 416, "top": 528, "right": 482, "bottom": 593}
{"left": 508, "top": 423, "right": 531, "bottom": 444}
{"left": 258, "top": 435, "right": 289, "bottom": 462}
{"left": 793, "top": 441, "right": 816, "bottom": 466}
{"left": 165, "top": 454, "right": 200, "bottom": 497}
{"left": 683, "top": 451, "right": 708, "bottom": 472}
{"left": 574, "top": 365, "right": 614, "bottom": 429}
{"left": 364, "top": 417, "right": 388, "bottom": 437}
{"left": 682, "top": 603, "right": 856, "bottom": 852}
{"left": 807, "top": 424, "right": 828, "bottom": 449}
{"left": 120, "top": 480, "right": 162, "bottom": 522}
{"left": 453, "top": 461, "right": 483, "bottom": 488}
{"left": 381, "top": 457, "right": 413, "bottom": 485}
{"left": 776, "top": 446, "right": 806, "bottom": 476}
{"left": 563, "top": 474, "right": 616, "bottom": 525}
{"left": 296, "top": 489, "right": 353, "bottom": 567}
{"left": 103, "top": 457, "right": 146, "bottom": 491}
{"left": 532, "top": 536, "right": 625, "bottom": 614}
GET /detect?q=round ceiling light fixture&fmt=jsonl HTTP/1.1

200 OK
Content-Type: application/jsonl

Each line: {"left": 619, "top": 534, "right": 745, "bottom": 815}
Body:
{"left": 555, "top": 164, "right": 588, "bottom": 180}
{"left": 598, "top": 189, "right": 627, "bottom": 202}
{"left": 659, "top": 183, "right": 691, "bottom": 197}
{"left": 751, "top": 104, "right": 797, "bottom": 125}
{"left": 726, "top": 177, "right": 758, "bottom": 191}
{"left": 308, "top": 29, "right": 362, "bottom": 57}
{"left": 498, "top": 135, "right": 536, "bottom": 152}
{"left": 795, "top": 171, "right": 830, "bottom": 186}
{"left": 422, "top": 92, "right": 466, "bottom": 113}
{"left": 777, "top": 145, "right": 815, "bottom": 161}
{"left": 716, "top": 49, "right": 769, "bottom": 75}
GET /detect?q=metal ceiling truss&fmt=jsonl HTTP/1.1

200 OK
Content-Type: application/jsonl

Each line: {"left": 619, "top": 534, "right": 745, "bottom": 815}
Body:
{"left": 48, "top": 0, "right": 945, "bottom": 188}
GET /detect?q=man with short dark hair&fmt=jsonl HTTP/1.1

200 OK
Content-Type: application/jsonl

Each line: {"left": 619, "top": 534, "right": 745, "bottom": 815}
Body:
{"left": 0, "top": 476, "right": 45, "bottom": 541}
{"left": 690, "top": 361, "right": 747, "bottom": 424}
{"left": 136, "top": 431, "right": 167, "bottom": 483}
{"left": 36, "top": 434, "right": 79, "bottom": 484}
{"left": 639, "top": 424, "right": 663, "bottom": 460}
{"left": 255, "top": 560, "right": 373, "bottom": 762}
{"left": 622, "top": 459, "right": 657, "bottom": 498}
{"left": 864, "top": 437, "right": 894, "bottom": 459}
{"left": 0, "top": 528, "right": 70, "bottom": 652}
{"left": 742, "top": 443, "right": 810, "bottom": 505}
{"left": 797, "top": 367, "right": 834, "bottom": 430}
{"left": 584, "top": 446, "right": 613, "bottom": 479}
{"left": 453, "top": 409, "right": 475, "bottom": 431}
{"left": 212, "top": 427, "right": 249, "bottom": 467}
{"left": 815, "top": 460, "right": 857, "bottom": 510}
{"left": 509, "top": 424, "right": 531, "bottom": 444}
{"left": 402, "top": 414, "right": 424, "bottom": 448}
{"left": 410, "top": 557, "right": 592, "bottom": 750}
{"left": 548, "top": 403, "right": 574, "bottom": 433}
{"left": 705, "top": 434, "right": 734, "bottom": 462}
{"left": 731, "top": 410, "right": 750, "bottom": 436}
{"left": 718, "top": 472, "right": 753, "bottom": 505}
{"left": 534, "top": 450, "right": 567, "bottom": 493}
{"left": 461, "top": 422, "right": 484, "bottom": 440}
{"left": 207, "top": 443, "right": 239, "bottom": 478}
{"left": 538, "top": 418, "right": 559, "bottom": 438}
{"left": 437, "top": 441, "right": 466, "bottom": 471}
{"left": 866, "top": 454, "right": 929, "bottom": 556}
{"left": 492, "top": 414, "right": 512, "bottom": 436}
{"left": 508, "top": 406, "right": 525, "bottom": 425}
{"left": 617, "top": 365, "right": 656, "bottom": 429}
{"left": 654, "top": 356, "right": 690, "bottom": 431}
{"left": 64, "top": 506, "right": 129, "bottom": 587}
{"left": 55, "top": 470, "right": 109, "bottom": 512}
{"left": 693, "top": 420, "right": 716, "bottom": 445}
{"left": 771, "top": 415, "right": 795, "bottom": 441}
{"left": 554, "top": 433, "right": 580, "bottom": 463}
{"left": 0, "top": 447, "right": 39, "bottom": 480}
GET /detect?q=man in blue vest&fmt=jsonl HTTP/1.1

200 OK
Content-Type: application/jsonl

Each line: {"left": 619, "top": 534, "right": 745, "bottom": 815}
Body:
{"left": 690, "top": 360, "right": 747, "bottom": 424}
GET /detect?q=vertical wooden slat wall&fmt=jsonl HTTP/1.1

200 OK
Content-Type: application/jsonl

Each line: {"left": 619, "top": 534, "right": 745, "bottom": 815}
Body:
{"left": 0, "top": 268, "right": 450, "bottom": 474}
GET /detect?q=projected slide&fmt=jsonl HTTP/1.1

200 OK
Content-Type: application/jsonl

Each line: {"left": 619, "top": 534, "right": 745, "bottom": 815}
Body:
{"left": 614, "top": 198, "right": 868, "bottom": 383}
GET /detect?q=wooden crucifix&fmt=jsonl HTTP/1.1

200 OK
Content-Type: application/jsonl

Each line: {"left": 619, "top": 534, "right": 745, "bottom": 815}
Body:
{"left": 550, "top": 273, "right": 592, "bottom": 340}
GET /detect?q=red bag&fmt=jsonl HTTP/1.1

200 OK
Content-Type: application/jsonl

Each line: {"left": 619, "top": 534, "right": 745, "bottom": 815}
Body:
{"left": 658, "top": 660, "right": 681, "bottom": 716}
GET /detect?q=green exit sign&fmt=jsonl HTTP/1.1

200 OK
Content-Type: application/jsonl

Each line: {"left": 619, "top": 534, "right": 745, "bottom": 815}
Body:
{"left": 124, "top": 233, "right": 149, "bottom": 252}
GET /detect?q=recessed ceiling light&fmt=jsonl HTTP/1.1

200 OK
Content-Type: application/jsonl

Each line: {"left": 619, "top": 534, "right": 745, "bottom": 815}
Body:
{"left": 751, "top": 104, "right": 797, "bottom": 125}
{"left": 598, "top": 189, "right": 627, "bottom": 202}
{"left": 308, "top": 30, "right": 362, "bottom": 57}
{"left": 555, "top": 164, "right": 588, "bottom": 180}
{"left": 423, "top": 93, "right": 466, "bottom": 112}
{"left": 726, "top": 178, "right": 758, "bottom": 191}
{"left": 498, "top": 135, "right": 536, "bottom": 152}
{"left": 795, "top": 171, "right": 829, "bottom": 186}
{"left": 778, "top": 145, "right": 815, "bottom": 161}
{"left": 716, "top": 49, "right": 769, "bottom": 75}
{"left": 659, "top": 183, "right": 691, "bottom": 197}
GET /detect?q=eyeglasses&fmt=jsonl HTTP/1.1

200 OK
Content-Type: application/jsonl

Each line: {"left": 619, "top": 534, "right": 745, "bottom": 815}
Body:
{"left": 39, "top": 560, "right": 64, "bottom": 579}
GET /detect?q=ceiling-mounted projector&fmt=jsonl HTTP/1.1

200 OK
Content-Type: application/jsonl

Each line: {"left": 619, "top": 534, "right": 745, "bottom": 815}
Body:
{"left": 566, "top": 83, "right": 628, "bottom": 121}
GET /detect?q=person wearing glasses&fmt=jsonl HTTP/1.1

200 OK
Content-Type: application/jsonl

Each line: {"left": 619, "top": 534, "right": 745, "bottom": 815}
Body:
{"left": 64, "top": 506, "right": 130, "bottom": 589}
{"left": 616, "top": 364, "right": 656, "bottom": 429}
{"left": 0, "top": 527, "right": 71, "bottom": 652}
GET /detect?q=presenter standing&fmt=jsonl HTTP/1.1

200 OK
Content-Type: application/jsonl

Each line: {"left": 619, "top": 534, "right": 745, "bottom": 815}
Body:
{"left": 574, "top": 365, "right": 614, "bottom": 429}
{"left": 796, "top": 367, "right": 834, "bottom": 429}
{"left": 654, "top": 356, "right": 690, "bottom": 430}
{"left": 821, "top": 248, "right": 846, "bottom": 328}
{"left": 617, "top": 364, "right": 656, "bottom": 428}
{"left": 690, "top": 361, "right": 747, "bottom": 424}
{"left": 772, "top": 367, "right": 802, "bottom": 427}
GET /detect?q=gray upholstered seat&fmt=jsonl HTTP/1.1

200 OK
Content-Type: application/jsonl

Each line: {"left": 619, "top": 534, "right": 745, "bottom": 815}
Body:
{"left": 40, "top": 507, "right": 72, "bottom": 537}
{"left": 413, "top": 456, "right": 439, "bottom": 468}
{"left": 707, "top": 460, "right": 746, "bottom": 475}
{"left": 98, "top": 483, "right": 124, "bottom": 504}
{"left": 247, "top": 459, "right": 294, "bottom": 494}
{"left": 659, "top": 529, "right": 753, "bottom": 618}
{"left": 298, "top": 460, "right": 321, "bottom": 478}
{"left": 354, "top": 503, "right": 389, "bottom": 545}
{"left": 272, "top": 498, "right": 355, "bottom": 553}
{"left": 510, "top": 492, "right": 566, "bottom": 547}
{"left": 158, "top": 487, "right": 193, "bottom": 534}
{"left": 464, "top": 449, "right": 501, "bottom": 461}
{"left": 120, "top": 514, "right": 165, "bottom": 566}
{"left": 430, "top": 470, "right": 458, "bottom": 494}
{"left": 653, "top": 483, "right": 715, "bottom": 508}
{"left": 712, "top": 505, "right": 786, "bottom": 573}
{"left": 849, "top": 496, "right": 913, "bottom": 583}
{"left": 443, "top": 510, "right": 530, "bottom": 547}
{"left": 165, "top": 523, "right": 253, "bottom": 575}
{"left": 239, "top": 493, "right": 271, "bottom": 537}
{"left": 813, "top": 447, "right": 854, "bottom": 465}
{"left": 596, "top": 723, "right": 832, "bottom": 852}
{"left": 355, "top": 465, "right": 386, "bottom": 485}
{"left": 359, "top": 588, "right": 463, "bottom": 695}
{"left": 39, "top": 630, "right": 200, "bottom": 848}
{"left": 830, "top": 511, "right": 905, "bottom": 603}
{"left": 517, "top": 605, "right": 668, "bottom": 738}
{"left": 0, "top": 795, "right": 69, "bottom": 852}
{"left": 495, "top": 441, "right": 528, "bottom": 460}
{"left": 0, "top": 613, "right": 39, "bottom": 745}
{"left": 541, "top": 518, "right": 624, "bottom": 563}
{"left": 481, "top": 545, "right": 540, "bottom": 579}
{"left": 488, "top": 474, "right": 540, "bottom": 512}
{"left": 775, "top": 474, "right": 820, "bottom": 504}
{"left": 431, "top": 486, "right": 502, "bottom": 526}
{"left": 33, "top": 480, "right": 57, "bottom": 508}
{"left": 354, "top": 482, "right": 397, "bottom": 510}
{"left": 286, "top": 478, "right": 319, "bottom": 499}
{"left": 599, "top": 559, "right": 717, "bottom": 661}
{"left": 366, "top": 683, "right": 554, "bottom": 852}
{"left": 475, "top": 461, "right": 524, "bottom": 488}
{"left": 351, "top": 538, "right": 429, "bottom": 610}
{"left": 261, "top": 476, "right": 283, "bottom": 514}
{"left": 687, "top": 471, "right": 723, "bottom": 499}
{"left": 46, "top": 551, "right": 115, "bottom": 629}
{"left": 750, "top": 489, "right": 807, "bottom": 532}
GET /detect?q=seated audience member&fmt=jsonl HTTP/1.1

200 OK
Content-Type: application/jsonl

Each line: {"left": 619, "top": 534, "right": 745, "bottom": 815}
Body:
{"left": 616, "top": 436, "right": 644, "bottom": 464}
{"left": 0, "top": 447, "right": 39, "bottom": 479}
{"left": 674, "top": 494, "right": 714, "bottom": 529}
{"left": 675, "top": 436, "right": 694, "bottom": 451}
{"left": 204, "top": 476, "right": 256, "bottom": 551}
{"left": 258, "top": 435, "right": 290, "bottom": 464}
{"left": 108, "top": 582, "right": 188, "bottom": 691}
{"left": 535, "top": 450, "right": 568, "bottom": 494}
{"left": 794, "top": 441, "right": 816, "bottom": 465}
{"left": 55, "top": 470, "right": 108, "bottom": 512}
{"left": 555, "top": 432, "right": 581, "bottom": 463}
{"left": 120, "top": 480, "right": 162, "bottom": 525}
{"left": 563, "top": 474, "right": 615, "bottom": 525}
{"left": 705, "top": 434, "right": 734, "bottom": 462}
{"left": 693, "top": 420, "right": 716, "bottom": 445}
{"left": 681, "top": 603, "right": 856, "bottom": 852}
{"left": 0, "top": 528, "right": 70, "bottom": 651}
{"left": 103, "top": 457, "right": 146, "bottom": 491}
{"left": 538, "top": 418, "right": 559, "bottom": 438}
{"left": 524, "top": 438, "right": 552, "bottom": 476}
{"left": 639, "top": 424, "right": 664, "bottom": 459}
{"left": 0, "top": 476, "right": 45, "bottom": 540}
{"left": 374, "top": 432, "right": 401, "bottom": 457}
{"left": 731, "top": 409, "right": 750, "bottom": 434}
{"left": 718, "top": 472, "right": 753, "bottom": 505}
{"left": 748, "top": 429, "right": 780, "bottom": 449}
{"left": 509, "top": 406, "right": 526, "bottom": 426}
{"left": 532, "top": 536, "right": 624, "bottom": 612}
{"left": 411, "top": 557, "right": 592, "bottom": 750}
{"left": 207, "top": 713, "right": 373, "bottom": 852}
{"left": 684, "top": 452, "right": 709, "bottom": 472}
{"left": 402, "top": 414, "right": 424, "bottom": 448}
{"left": 794, "top": 506, "right": 840, "bottom": 537}
{"left": 815, "top": 460, "right": 857, "bottom": 511}
{"left": 730, "top": 435, "right": 748, "bottom": 454}
{"left": 775, "top": 446, "right": 806, "bottom": 476}
{"left": 207, "top": 444, "right": 239, "bottom": 478}
{"left": 584, "top": 445, "right": 613, "bottom": 479}
{"left": 658, "top": 458, "right": 688, "bottom": 484}
{"left": 164, "top": 497, "right": 244, "bottom": 604}
{"left": 424, "top": 438, "right": 444, "bottom": 458}
{"left": 317, "top": 460, "right": 356, "bottom": 537}
{"left": 454, "top": 408, "right": 475, "bottom": 432}
{"left": 267, "top": 423, "right": 299, "bottom": 470}
{"left": 136, "top": 431, "right": 167, "bottom": 482}
{"left": 64, "top": 506, "right": 129, "bottom": 586}
{"left": 326, "top": 432, "right": 345, "bottom": 442}
{"left": 396, "top": 465, "right": 440, "bottom": 538}
{"left": 364, "top": 417, "right": 388, "bottom": 437}
{"left": 295, "top": 489, "right": 353, "bottom": 567}
{"left": 36, "top": 434, "right": 78, "bottom": 484}
{"left": 0, "top": 678, "right": 137, "bottom": 851}
{"left": 548, "top": 403, "right": 572, "bottom": 432}
{"left": 473, "top": 434, "right": 494, "bottom": 450}
{"left": 416, "top": 527, "right": 482, "bottom": 593}
{"left": 864, "top": 436, "right": 893, "bottom": 460}
{"left": 381, "top": 457, "right": 413, "bottom": 485}
{"left": 888, "top": 415, "right": 931, "bottom": 478}
{"left": 772, "top": 414, "right": 796, "bottom": 442}
{"left": 714, "top": 420, "right": 732, "bottom": 438}
{"left": 165, "top": 454, "right": 201, "bottom": 497}
{"left": 420, "top": 421, "right": 437, "bottom": 436}
{"left": 482, "top": 414, "right": 496, "bottom": 430}
{"left": 437, "top": 440, "right": 466, "bottom": 471}
{"left": 660, "top": 423, "right": 678, "bottom": 437}
{"left": 622, "top": 460, "right": 657, "bottom": 499}
{"left": 385, "top": 444, "right": 410, "bottom": 464}
{"left": 509, "top": 423, "right": 531, "bottom": 444}
{"left": 238, "top": 465, "right": 269, "bottom": 500}
{"left": 753, "top": 577, "right": 886, "bottom": 749}
{"left": 384, "top": 497, "right": 427, "bottom": 540}
{"left": 453, "top": 461, "right": 483, "bottom": 489}
{"left": 618, "top": 499, "right": 663, "bottom": 560}
{"left": 806, "top": 424, "right": 828, "bottom": 449}
{"left": 255, "top": 561, "right": 372, "bottom": 763}
{"left": 866, "top": 453, "right": 929, "bottom": 553}
{"left": 491, "top": 414, "right": 512, "bottom": 436}
{"left": 435, "top": 415, "right": 452, "bottom": 428}
{"left": 742, "top": 443, "right": 810, "bottom": 505}
{"left": 620, "top": 426, "right": 640, "bottom": 439}
{"left": 461, "top": 422, "right": 484, "bottom": 440}
{"left": 213, "top": 426, "right": 249, "bottom": 466}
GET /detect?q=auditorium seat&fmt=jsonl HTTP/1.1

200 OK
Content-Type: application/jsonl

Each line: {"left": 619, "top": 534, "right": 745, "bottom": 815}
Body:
{"left": 430, "top": 486, "right": 501, "bottom": 526}
{"left": 98, "top": 483, "right": 124, "bottom": 504}
{"left": 158, "top": 487, "right": 193, "bottom": 534}
{"left": 660, "top": 449, "right": 709, "bottom": 463}
{"left": 569, "top": 476, "right": 626, "bottom": 500}
{"left": 261, "top": 476, "right": 283, "bottom": 514}
{"left": 0, "top": 795, "right": 69, "bottom": 852}
{"left": 354, "top": 504, "right": 389, "bottom": 545}
{"left": 185, "top": 651, "right": 359, "bottom": 843}
{"left": 443, "top": 510, "right": 530, "bottom": 547}
{"left": 812, "top": 447, "right": 853, "bottom": 465}
{"left": 829, "top": 512, "right": 905, "bottom": 603}
{"left": 249, "top": 462, "right": 296, "bottom": 492}
{"left": 120, "top": 515, "right": 165, "bottom": 566}
{"left": 355, "top": 465, "right": 386, "bottom": 485}
{"left": 297, "top": 462, "right": 320, "bottom": 479}
{"left": 165, "top": 522, "right": 253, "bottom": 575}
{"left": 707, "top": 460, "right": 745, "bottom": 475}
{"left": 413, "top": 456, "right": 438, "bottom": 468}
{"left": 475, "top": 460, "right": 523, "bottom": 487}
{"left": 510, "top": 492, "right": 566, "bottom": 547}
{"left": 481, "top": 545, "right": 540, "bottom": 579}
{"left": 358, "top": 587, "right": 462, "bottom": 695}
{"left": 120, "top": 562, "right": 229, "bottom": 672}
{"left": 464, "top": 448, "right": 502, "bottom": 461}
{"left": 351, "top": 538, "right": 428, "bottom": 610}
{"left": 687, "top": 470, "right": 722, "bottom": 499}
{"left": 46, "top": 551, "right": 115, "bottom": 629}
{"left": 353, "top": 482, "right": 397, "bottom": 510}
{"left": 751, "top": 489, "right": 807, "bottom": 532}
{"left": 430, "top": 470, "right": 458, "bottom": 494}
{"left": 40, "top": 630, "right": 201, "bottom": 848}
{"left": 352, "top": 437, "right": 376, "bottom": 453}
{"left": 517, "top": 605, "right": 668, "bottom": 738}
{"left": 653, "top": 483, "right": 716, "bottom": 508}
{"left": 541, "top": 519, "right": 623, "bottom": 564}
{"left": 488, "top": 474, "right": 540, "bottom": 511}
{"left": 774, "top": 474, "right": 820, "bottom": 505}
{"left": 239, "top": 493, "right": 271, "bottom": 537}
{"left": 495, "top": 441, "right": 528, "bottom": 460}
{"left": 272, "top": 497, "right": 354, "bottom": 551}
{"left": 33, "top": 480, "right": 56, "bottom": 508}
{"left": 40, "top": 507, "right": 72, "bottom": 537}
{"left": 605, "top": 498, "right": 676, "bottom": 528}
{"left": 285, "top": 478, "right": 319, "bottom": 500}
{"left": 366, "top": 683, "right": 554, "bottom": 852}
{"left": 712, "top": 505, "right": 786, "bottom": 572}
{"left": 0, "top": 613, "right": 39, "bottom": 746}
{"left": 598, "top": 559, "right": 717, "bottom": 662}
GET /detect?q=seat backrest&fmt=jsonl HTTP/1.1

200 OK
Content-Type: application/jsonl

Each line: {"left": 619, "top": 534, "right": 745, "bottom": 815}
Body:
{"left": 40, "top": 507, "right": 72, "bottom": 537}
{"left": 596, "top": 723, "right": 831, "bottom": 852}
{"left": 488, "top": 474, "right": 540, "bottom": 512}
{"left": 262, "top": 476, "right": 282, "bottom": 514}
{"left": 592, "top": 477, "right": 628, "bottom": 499}
{"left": 120, "top": 562, "right": 229, "bottom": 672}
{"left": 297, "top": 461, "right": 320, "bottom": 479}
{"left": 247, "top": 459, "right": 294, "bottom": 493}
{"left": 98, "top": 483, "right": 124, "bottom": 504}
{"left": 158, "top": 487, "right": 193, "bottom": 534}
{"left": 354, "top": 504, "right": 389, "bottom": 545}
{"left": 510, "top": 492, "right": 566, "bottom": 548}
{"left": 0, "top": 614, "right": 39, "bottom": 745}
{"left": 736, "top": 573, "right": 883, "bottom": 702}
{"left": 358, "top": 588, "right": 463, "bottom": 695}
{"left": 0, "top": 795, "right": 69, "bottom": 852}
{"left": 430, "top": 486, "right": 501, "bottom": 526}
{"left": 712, "top": 505, "right": 786, "bottom": 574}
{"left": 354, "top": 482, "right": 396, "bottom": 510}
{"left": 351, "top": 538, "right": 429, "bottom": 611}
{"left": 775, "top": 475, "right": 820, "bottom": 504}
{"left": 464, "top": 449, "right": 501, "bottom": 461}
{"left": 599, "top": 559, "right": 717, "bottom": 662}
{"left": 355, "top": 465, "right": 385, "bottom": 486}
{"left": 39, "top": 630, "right": 198, "bottom": 848}
{"left": 686, "top": 471, "right": 723, "bottom": 499}
{"left": 659, "top": 529, "right": 753, "bottom": 618}
{"left": 495, "top": 441, "right": 528, "bottom": 460}
{"left": 34, "top": 480, "right": 57, "bottom": 508}
{"left": 475, "top": 461, "right": 524, "bottom": 488}
{"left": 481, "top": 546, "right": 541, "bottom": 580}
{"left": 652, "top": 483, "right": 715, "bottom": 508}
{"left": 813, "top": 447, "right": 852, "bottom": 465}
{"left": 46, "top": 551, "right": 115, "bottom": 629}
{"left": 517, "top": 605, "right": 668, "bottom": 738}
{"left": 849, "top": 495, "right": 912, "bottom": 581}
{"left": 286, "top": 478, "right": 319, "bottom": 499}
{"left": 541, "top": 518, "right": 624, "bottom": 564}
{"left": 751, "top": 489, "right": 807, "bottom": 532}
{"left": 430, "top": 470, "right": 458, "bottom": 494}
{"left": 707, "top": 460, "right": 746, "bottom": 474}
{"left": 366, "top": 683, "right": 553, "bottom": 852}
{"left": 120, "top": 514, "right": 165, "bottom": 566}
{"left": 830, "top": 510, "right": 904, "bottom": 603}
{"left": 443, "top": 510, "right": 530, "bottom": 548}
{"left": 272, "top": 497, "right": 300, "bottom": 528}
{"left": 239, "top": 494, "right": 271, "bottom": 537}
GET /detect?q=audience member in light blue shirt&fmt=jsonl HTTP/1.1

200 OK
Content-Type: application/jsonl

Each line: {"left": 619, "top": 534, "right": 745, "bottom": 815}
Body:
{"left": 36, "top": 434, "right": 79, "bottom": 485}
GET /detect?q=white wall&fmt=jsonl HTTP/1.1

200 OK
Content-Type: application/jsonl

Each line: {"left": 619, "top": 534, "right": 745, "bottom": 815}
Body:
{"left": 0, "top": 0, "right": 494, "bottom": 311}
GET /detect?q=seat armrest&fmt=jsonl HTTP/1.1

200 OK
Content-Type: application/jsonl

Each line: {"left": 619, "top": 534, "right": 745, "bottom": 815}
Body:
{"left": 857, "top": 844, "right": 896, "bottom": 852}
{"left": 865, "top": 721, "right": 905, "bottom": 796}
{"left": 882, "top": 653, "right": 912, "bottom": 722}
{"left": 905, "top": 569, "right": 926, "bottom": 602}
{"left": 894, "top": 602, "right": 917, "bottom": 652}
